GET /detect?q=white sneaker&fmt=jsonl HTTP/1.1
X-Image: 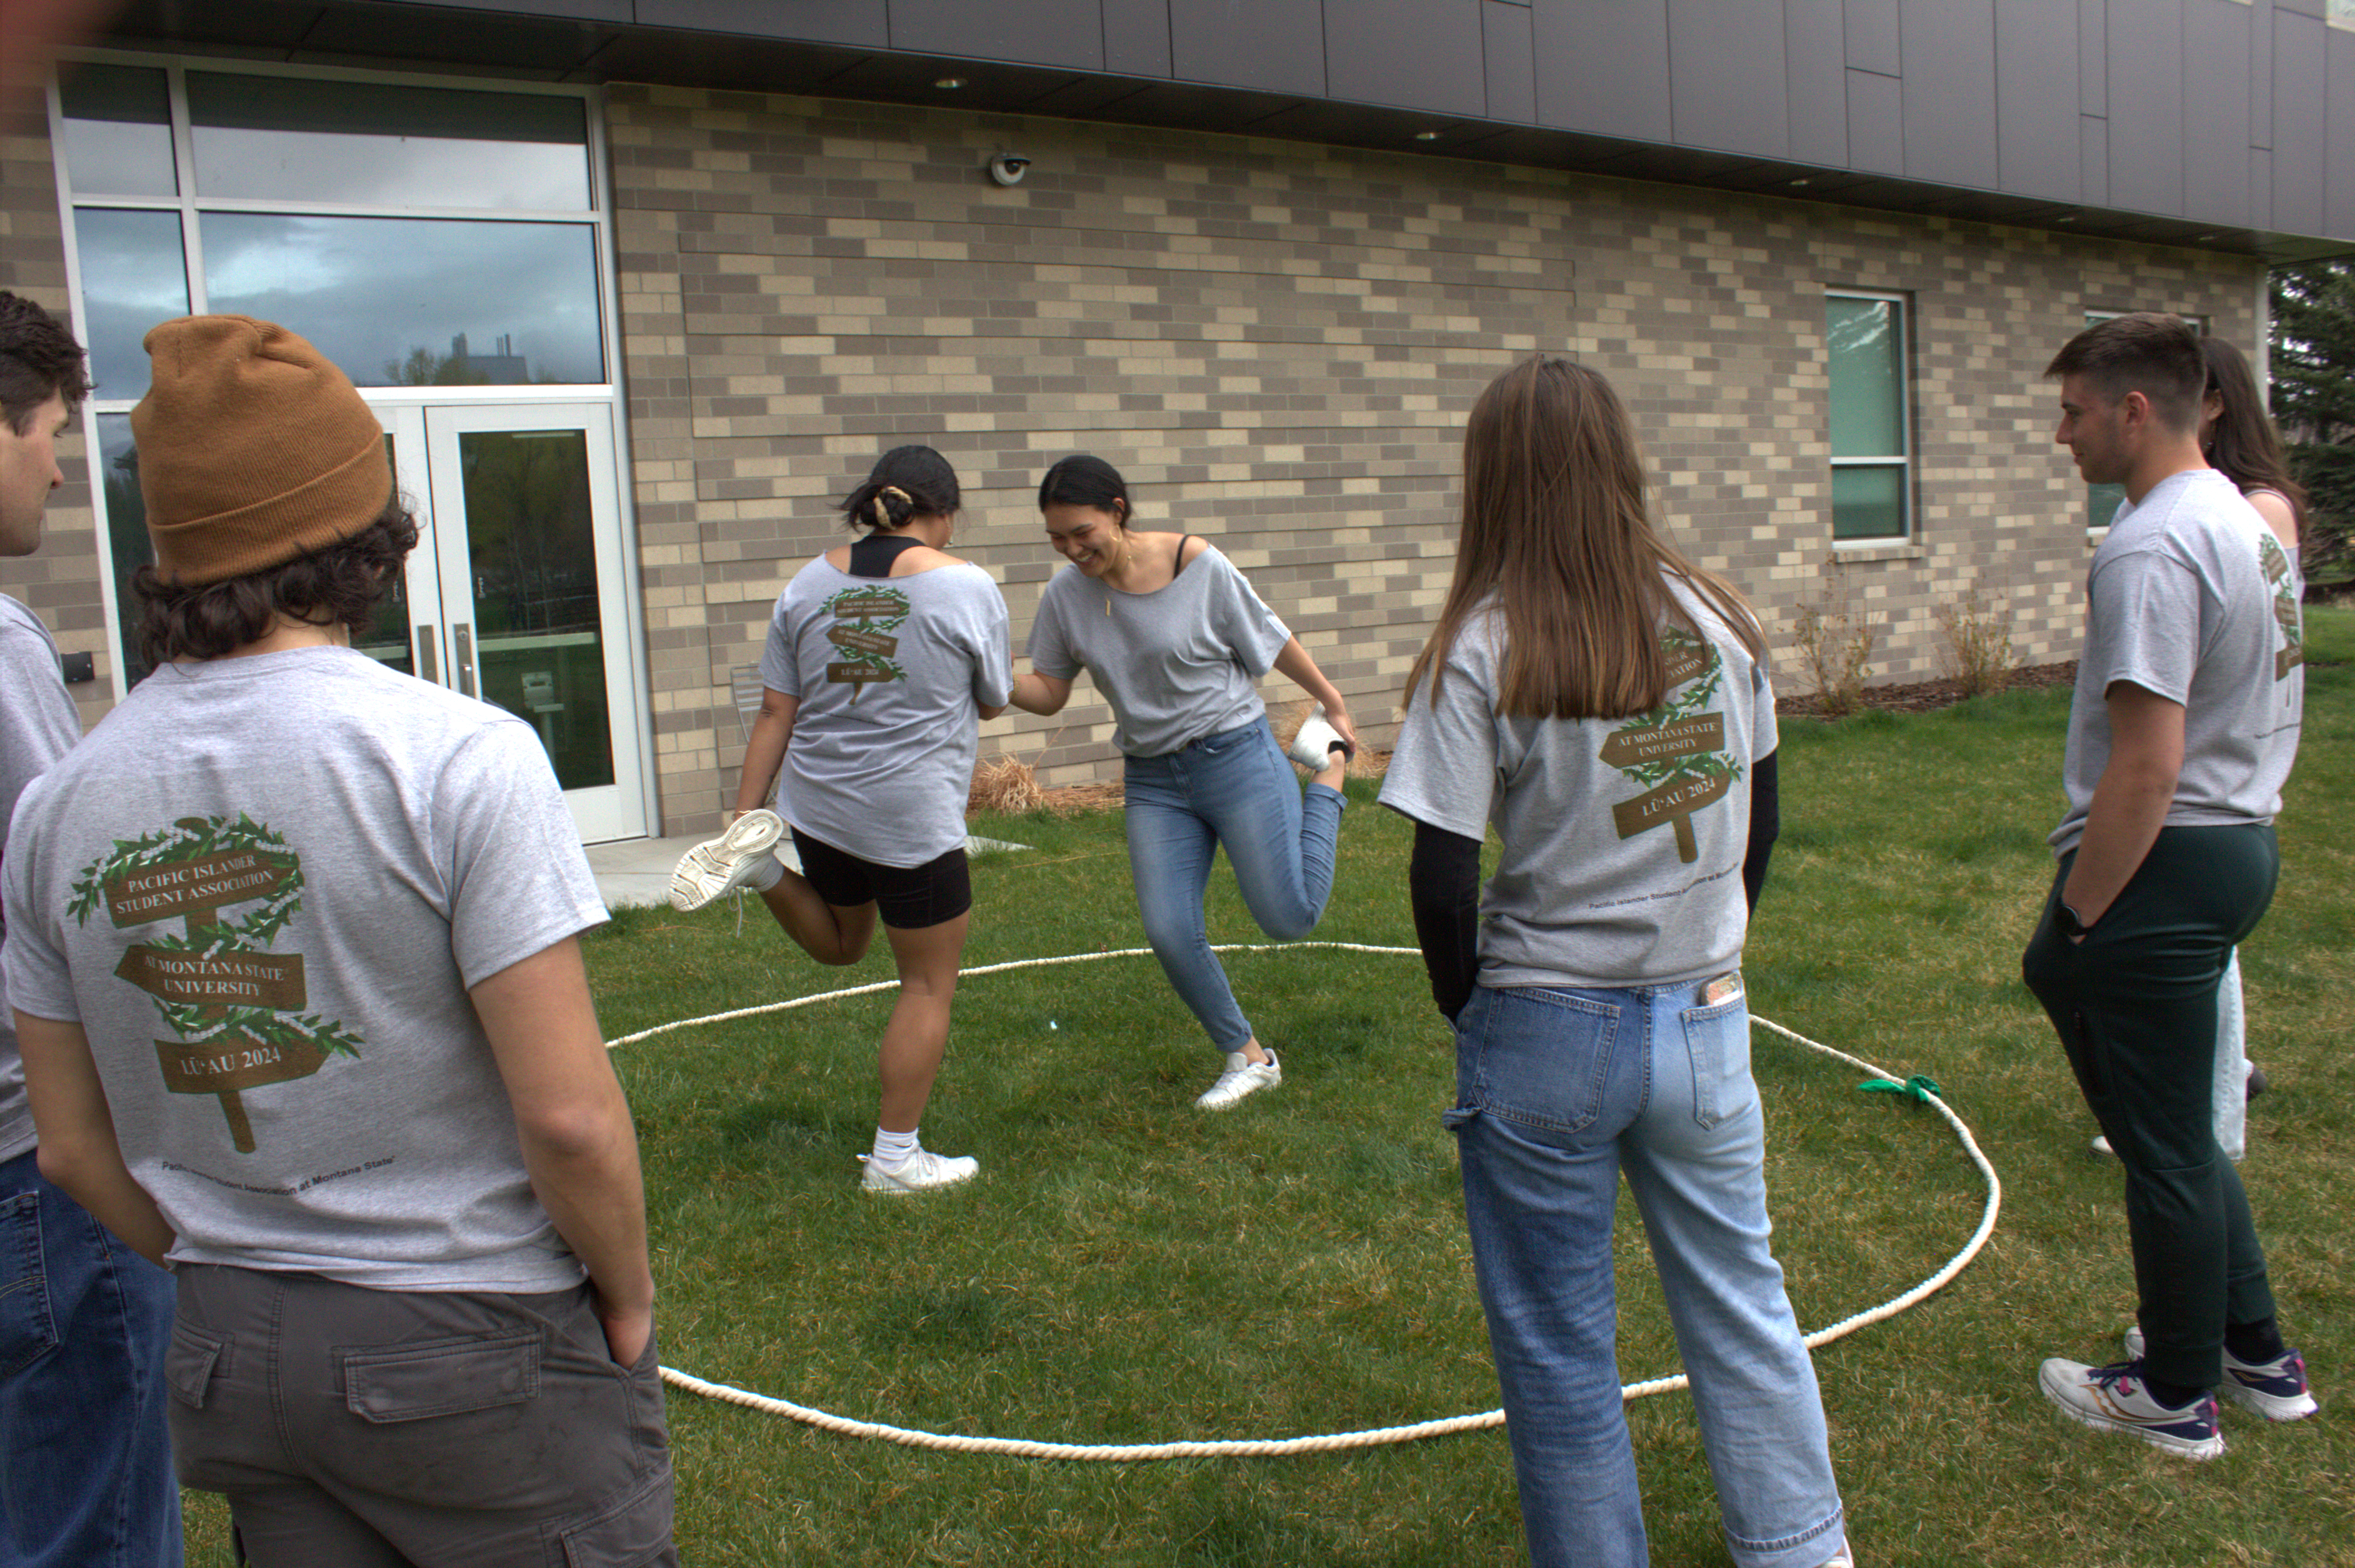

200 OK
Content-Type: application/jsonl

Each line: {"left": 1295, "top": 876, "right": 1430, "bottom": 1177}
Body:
{"left": 668, "top": 809, "right": 785, "bottom": 911}
{"left": 2090, "top": 1134, "right": 2115, "bottom": 1157}
{"left": 1285, "top": 708, "right": 1350, "bottom": 771}
{"left": 2122, "top": 1325, "right": 2318, "bottom": 1421}
{"left": 1197, "top": 1049, "right": 1281, "bottom": 1110}
{"left": 860, "top": 1149, "right": 979, "bottom": 1194}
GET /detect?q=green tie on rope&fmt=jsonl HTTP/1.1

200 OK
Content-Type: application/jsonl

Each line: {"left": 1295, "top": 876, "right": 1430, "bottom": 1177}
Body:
{"left": 1859, "top": 1073, "right": 1943, "bottom": 1105}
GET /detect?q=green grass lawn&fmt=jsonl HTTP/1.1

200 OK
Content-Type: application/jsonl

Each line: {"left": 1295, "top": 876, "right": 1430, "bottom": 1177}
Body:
{"left": 183, "top": 607, "right": 2355, "bottom": 1567}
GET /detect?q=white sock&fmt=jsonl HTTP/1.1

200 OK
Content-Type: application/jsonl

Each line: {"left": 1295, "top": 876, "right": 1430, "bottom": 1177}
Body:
{"left": 871, "top": 1125, "right": 919, "bottom": 1170}
{"left": 741, "top": 856, "right": 782, "bottom": 892}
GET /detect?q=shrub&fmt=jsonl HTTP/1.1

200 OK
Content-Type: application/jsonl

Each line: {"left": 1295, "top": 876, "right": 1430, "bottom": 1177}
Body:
{"left": 1934, "top": 589, "right": 2017, "bottom": 698}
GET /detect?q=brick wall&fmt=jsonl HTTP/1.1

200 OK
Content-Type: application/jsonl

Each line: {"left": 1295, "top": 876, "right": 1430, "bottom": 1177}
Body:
{"left": 605, "top": 83, "right": 2258, "bottom": 835}
{"left": 0, "top": 98, "right": 113, "bottom": 732}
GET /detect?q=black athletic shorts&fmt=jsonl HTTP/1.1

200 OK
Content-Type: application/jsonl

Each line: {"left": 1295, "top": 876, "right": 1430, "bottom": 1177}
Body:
{"left": 790, "top": 827, "right": 972, "bottom": 929}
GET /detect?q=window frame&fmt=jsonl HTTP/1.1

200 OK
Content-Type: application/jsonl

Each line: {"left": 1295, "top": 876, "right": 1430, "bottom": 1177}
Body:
{"left": 45, "top": 50, "right": 628, "bottom": 701}
{"left": 1824, "top": 287, "right": 1915, "bottom": 546}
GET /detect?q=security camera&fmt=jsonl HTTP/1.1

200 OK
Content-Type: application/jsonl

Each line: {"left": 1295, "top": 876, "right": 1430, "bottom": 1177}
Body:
{"left": 988, "top": 153, "right": 1032, "bottom": 186}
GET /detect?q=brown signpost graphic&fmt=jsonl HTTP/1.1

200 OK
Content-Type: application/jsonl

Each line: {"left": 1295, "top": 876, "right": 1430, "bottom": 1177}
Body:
{"left": 106, "top": 847, "right": 316, "bottom": 1153}
{"left": 1610, "top": 770, "right": 1732, "bottom": 861}
{"left": 1604, "top": 633, "right": 1735, "bottom": 863}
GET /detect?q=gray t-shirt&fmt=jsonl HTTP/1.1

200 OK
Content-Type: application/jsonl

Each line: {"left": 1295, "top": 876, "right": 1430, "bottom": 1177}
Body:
{"left": 1, "top": 646, "right": 606, "bottom": 1291}
{"left": 2049, "top": 467, "right": 2304, "bottom": 857}
{"left": 0, "top": 596, "right": 82, "bottom": 1166}
{"left": 763, "top": 557, "right": 1013, "bottom": 867}
{"left": 1026, "top": 545, "right": 1291, "bottom": 757}
{"left": 1380, "top": 584, "right": 1775, "bottom": 990}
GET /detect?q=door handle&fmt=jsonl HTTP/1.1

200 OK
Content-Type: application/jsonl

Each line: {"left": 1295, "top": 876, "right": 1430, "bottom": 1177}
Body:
{"left": 413, "top": 626, "right": 438, "bottom": 685}
{"left": 454, "top": 623, "right": 476, "bottom": 698}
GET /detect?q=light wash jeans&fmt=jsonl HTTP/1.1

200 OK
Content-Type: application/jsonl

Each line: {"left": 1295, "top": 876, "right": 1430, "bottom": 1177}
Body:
{"left": 1444, "top": 982, "right": 1846, "bottom": 1568}
{"left": 0, "top": 1149, "right": 180, "bottom": 1568}
{"left": 1122, "top": 720, "right": 1346, "bottom": 1051}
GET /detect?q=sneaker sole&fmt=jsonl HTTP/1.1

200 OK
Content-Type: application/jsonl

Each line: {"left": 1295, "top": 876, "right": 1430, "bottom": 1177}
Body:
{"left": 2038, "top": 1365, "right": 2225, "bottom": 1460}
{"left": 861, "top": 1167, "right": 979, "bottom": 1195}
{"left": 668, "top": 814, "right": 785, "bottom": 911}
{"left": 2222, "top": 1381, "right": 2318, "bottom": 1422}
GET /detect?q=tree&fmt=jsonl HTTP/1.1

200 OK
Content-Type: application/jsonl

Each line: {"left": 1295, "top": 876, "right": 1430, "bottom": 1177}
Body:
{"left": 2271, "top": 261, "right": 2355, "bottom": 583}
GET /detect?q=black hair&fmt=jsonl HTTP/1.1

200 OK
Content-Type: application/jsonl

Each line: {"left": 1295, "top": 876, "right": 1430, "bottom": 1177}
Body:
{"left": 839, "top": 445, "right": 960, "bottom": 531}
{"left": 134, "top": 496, "right": 419, "bottom": 665}
{"left": 2044, "top": 312, "right": 2205, "bottom": 434}
{"left": 1036, "top": 454, "right": 1134, "bottom": 527}
{"left": 0, "top": 291, "right": 92, "bottom": 435}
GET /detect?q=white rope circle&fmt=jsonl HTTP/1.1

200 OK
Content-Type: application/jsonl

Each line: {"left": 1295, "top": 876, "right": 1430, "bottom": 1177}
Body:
{"left": 610, "top": 942, "right": 2003, "bottom": 1461}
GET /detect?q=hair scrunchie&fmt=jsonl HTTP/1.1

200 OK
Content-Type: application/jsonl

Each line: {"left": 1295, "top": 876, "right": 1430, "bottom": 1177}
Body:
{"left": 870, "top": 485, "right": 913, "bottom": 527}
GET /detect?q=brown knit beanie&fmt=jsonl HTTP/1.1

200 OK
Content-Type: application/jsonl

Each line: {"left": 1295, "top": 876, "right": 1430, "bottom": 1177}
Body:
{"left": 130, "top": 316, "right": 390, "bottom": 586}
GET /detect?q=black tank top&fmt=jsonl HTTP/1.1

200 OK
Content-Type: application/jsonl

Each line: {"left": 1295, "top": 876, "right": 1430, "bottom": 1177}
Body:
{"left": 848, "top": 532, "right": 927, "bottom": 578}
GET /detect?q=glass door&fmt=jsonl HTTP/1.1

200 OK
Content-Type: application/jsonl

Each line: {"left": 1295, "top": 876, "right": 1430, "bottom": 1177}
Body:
{"left": 383, "top": 403, "right": 648, "bottom": 842}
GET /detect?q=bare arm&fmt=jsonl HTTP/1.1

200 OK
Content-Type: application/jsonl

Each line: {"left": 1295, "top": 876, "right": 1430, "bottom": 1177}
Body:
{"left": 1010, "top": 669, "right": 1073, "bottom": 716}
{"left": 471, "top": 938, "right": 655, "bottom": 1366}
{"left": 2060, "top": 681, "right": 2185, "bottom": 932}
{"left": 1271, "top": 637, "right": 1357, "bottom": 752}
{"left": 731, "top": 688, "right": 798, "bottom": 819}
{"left": 19, "top": 1012, "right": 174, "bottom": 1265}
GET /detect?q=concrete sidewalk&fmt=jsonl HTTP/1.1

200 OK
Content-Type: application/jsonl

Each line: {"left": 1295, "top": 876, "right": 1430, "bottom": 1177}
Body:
{"left": 584, "top": 831, "right": 1026, "bottom": 910}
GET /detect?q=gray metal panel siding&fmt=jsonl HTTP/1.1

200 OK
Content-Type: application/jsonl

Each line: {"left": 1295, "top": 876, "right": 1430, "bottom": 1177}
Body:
{"left": 2250, "top": 143, "right": 2273, "bottom": 231}
{"left": 1327, "top": 0, "right": 1488, "bottom": 116}
{"left": 1666, "top": 0, "right": 1785, "bottom": 154}
{"left": 2249, "top": 0, "right": 2271, "bottom": 147}
{"left": 2182, "top": 0, "right": 2251, "bottom": 228}
{"left": 889, "top": 0, "right": 1104, "bottom": 68}
{"left": 2271, "top": 9, "right": 2327, "bottom": 234}
{"left": 1848, "top": 67, "right": 1904, "bottom": 174}
{"left": 1785, "top": 0, "right": 1847, "bottom": 165}
{"left": 2105, "top": 0, "right": 2186, "bottom": 216}
{"left": 1530, "top": 0, "right": 1670, "bottom": 139}
{"left": 2331, "top": 24, "right": 2355, "bottom": 238}
{"left": 1482, "top": 0, "right": 1536, "bottom": 122}
{"left": 1103, "top": 0, "right": 1174, "bottom": 76}
{"left": 634, "top": 0, "right": 886, "bottom": 48}
{"left": 1169, "top": 0, "right": 1325, "bottom": 95}
{"left": 1846, "top": 0, "right": 1900, "bottom": 76}
{"left": 2079, "top": 0, "right": 2106, "bottom": 116}
{"left": 1995, "top": 0, "right": 2080, "bottom": 201}
{"left": 1902, "top": 0, "right": 1997, "bottom": 188}
{"left": 2081, "top": 112, "right": 2110, "bottom": 206}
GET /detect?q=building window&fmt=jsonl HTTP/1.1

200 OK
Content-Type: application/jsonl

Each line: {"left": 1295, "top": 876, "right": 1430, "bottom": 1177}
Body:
{"left": 1826, "top": 291, "right": 1910, "bottom": 541}
{"left": 2077, "top": 310, "right": 2207, "bottom": 531}
{"left": 50, "top": 56, "right": 610, "bottom": 688}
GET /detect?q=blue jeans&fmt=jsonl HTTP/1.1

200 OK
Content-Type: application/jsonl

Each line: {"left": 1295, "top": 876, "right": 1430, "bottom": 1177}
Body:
{"left": 0, "top": 1149, "right": 180, "bottom": 1568}
{"left": 1123, "top": 721, "right": 1346, "bottom": 1051}
{"left": 1444, "top": 983, "right": 1845, "bottom": 1568}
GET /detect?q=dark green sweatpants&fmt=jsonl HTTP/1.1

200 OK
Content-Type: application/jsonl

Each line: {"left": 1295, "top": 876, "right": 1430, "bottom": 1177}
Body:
{"left": 2020, "top": 822, "right": 2280, "bottom": 1391}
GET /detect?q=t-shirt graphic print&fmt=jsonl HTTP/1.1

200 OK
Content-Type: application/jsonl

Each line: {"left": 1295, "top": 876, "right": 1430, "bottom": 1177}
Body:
{"left": 1603, "top": 628, "right": 1742, "bottom": 863}
{"left": 2262, "top": 532, "right": 2303, "bottom": 681}
{"left": 823, "top": 583, "right": 911, "bottom": 699}
{"left": 72, "top": 813, "right": 358, "bottom": 1154}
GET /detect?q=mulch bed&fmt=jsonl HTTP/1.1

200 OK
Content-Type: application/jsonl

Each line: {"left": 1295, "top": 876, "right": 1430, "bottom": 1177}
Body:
{"left": 1775, "top": 660, "right": 2078, "bottom": 721}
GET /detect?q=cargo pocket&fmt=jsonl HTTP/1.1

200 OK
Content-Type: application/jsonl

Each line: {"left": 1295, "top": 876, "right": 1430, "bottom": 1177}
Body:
{"left": 340, "top": 1328, "right": 541, "bottom": 1423}
{"left": 0, "top": 1191, "right": 56, "bottom": 1378}
{"left": 554, "top": 1464, "right": 675, "bottom": 1568}
{"left": 167, "top": 1319, "right": 229, "bottom": 1410}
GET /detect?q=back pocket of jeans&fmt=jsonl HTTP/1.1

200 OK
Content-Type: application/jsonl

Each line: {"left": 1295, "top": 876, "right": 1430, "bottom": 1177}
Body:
{"left": 1465, "top": 988, "right": 1620, "bottom": 1135}
{"left": 1679, "top": 992, "right": 1753, "bottom": 1130}
{"left": 341, "top": 1328, "right": 541, "bottom": 1423}
{"left": 168, "top": 1319, "right": 228, "bottom": 1409}
{"left": 555, "top": 1464, "right": 674, "bottom": 1567}
{"left": 0, "top": 1190, "right": 57, "bottom": 1378}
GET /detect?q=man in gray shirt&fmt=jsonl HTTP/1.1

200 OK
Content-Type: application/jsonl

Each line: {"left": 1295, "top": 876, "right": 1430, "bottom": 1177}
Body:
{"left": 0, "top": 291, "right": 179, "bottom": 1566}
{"left": 2024, "top": 313, "right": 2313, "bottom": 1461}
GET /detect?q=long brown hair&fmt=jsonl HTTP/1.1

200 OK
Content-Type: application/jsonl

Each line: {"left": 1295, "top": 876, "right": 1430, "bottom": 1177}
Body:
{"left": 2200, "top": 337, "right": 2307, "bottom": 535}
{"left": 1403, "top": 356, "right": 1763, "bottom": 719}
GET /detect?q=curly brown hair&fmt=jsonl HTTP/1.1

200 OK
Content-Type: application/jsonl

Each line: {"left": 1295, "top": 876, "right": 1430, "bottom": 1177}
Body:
{"left": 134, "top": 497, "right": 419, "bottom": 666}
